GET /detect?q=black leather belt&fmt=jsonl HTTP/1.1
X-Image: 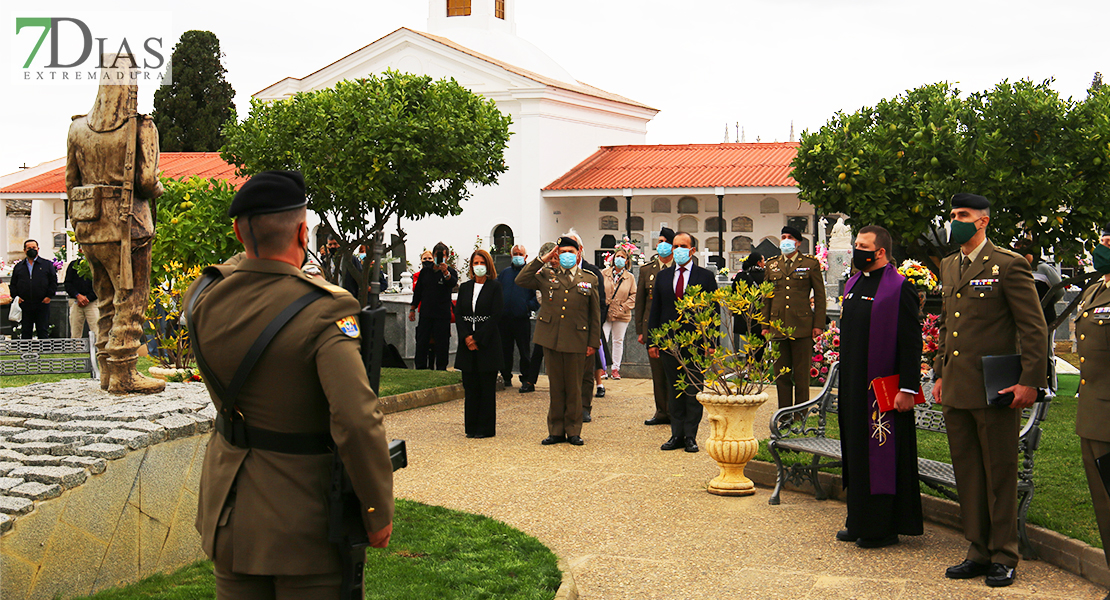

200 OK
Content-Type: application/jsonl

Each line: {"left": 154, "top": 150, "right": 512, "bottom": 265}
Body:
{"left": 215, "top": 413, "right": 334, "bottom": 455}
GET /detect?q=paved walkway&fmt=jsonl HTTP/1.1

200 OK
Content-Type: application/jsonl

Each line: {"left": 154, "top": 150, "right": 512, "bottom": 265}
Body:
{"left": 386, "top": 375, "right": 1105, "bottom": 600}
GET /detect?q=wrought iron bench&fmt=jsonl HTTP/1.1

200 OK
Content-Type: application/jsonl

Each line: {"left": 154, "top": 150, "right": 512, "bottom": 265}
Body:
{"left": 767, "top": 361, "right": 1053, "bottom": 558}
{"left": 0, "top": 333, "right": 100, "bottom": 380}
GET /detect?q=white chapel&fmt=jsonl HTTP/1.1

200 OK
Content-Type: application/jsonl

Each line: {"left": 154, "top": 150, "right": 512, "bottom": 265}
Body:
{"left": 254, "top": 0, "right": 659, "bottom": 262}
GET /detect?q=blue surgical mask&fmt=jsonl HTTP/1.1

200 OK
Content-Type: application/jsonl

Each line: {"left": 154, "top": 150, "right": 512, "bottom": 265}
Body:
{"left": 614, "top": 257, "right": 626, "bottom": 269}
{"left": 473, "top": 265, "right": 487, "bottom": 278}
{"left": 559, "top": 252, "right": 578, "bottom": 269}
{"left": 356, "top": 253, "right": 366, "bottom": 261}
{"left": 657, "top": 242, "right": 673, "bottom": 258}
{"left": 674, "top": 247, "right": 691, "bottom": 265}
{"left": 512, "top": 255, "right": 526, "bottom": 267}
{"left": 780, "top": 239, "right": 797, "bottom": 255}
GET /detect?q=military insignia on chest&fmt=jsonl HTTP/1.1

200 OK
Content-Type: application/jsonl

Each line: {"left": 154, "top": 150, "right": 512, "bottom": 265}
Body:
{"left": 992, "top": 264, "right": 1000, "bottom": 276}
{"left": 1095, "top": 307, "right": 1110, "bottom": 315}
{"left": 336, "top": 316, "right": 360, "bottom": 338}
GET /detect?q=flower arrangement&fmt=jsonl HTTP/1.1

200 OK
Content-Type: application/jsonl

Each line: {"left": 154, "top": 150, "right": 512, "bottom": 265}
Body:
{"left": 898, "top": 259, "right": 939, "bottom": 293}
{"left": 0, "top": 258, "right": 12, "bottom": 278}
{"left": 810, "top": 324, "right": 841, "bottom": 385}
{"left": 650, "top": 281, "right": 788, "bottom": 397}
{"left": 814, "top": 242, "right": 830, "bottom": 272}
{"left": 920, "top": 313, "right": 941, "bottom": 374}
{"left": 718, "top": 267, "right": 730, "bottom": 276}
{"left": 145, "top": 261, "right": 203, "bottom": 370}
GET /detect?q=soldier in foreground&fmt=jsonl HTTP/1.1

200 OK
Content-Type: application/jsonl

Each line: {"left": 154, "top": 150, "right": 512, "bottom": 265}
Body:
{"left": 187, "top": 171, "right": 394, "bottom": 599}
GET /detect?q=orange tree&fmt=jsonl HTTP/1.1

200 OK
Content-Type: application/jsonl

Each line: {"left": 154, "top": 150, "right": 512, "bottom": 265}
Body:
{"left": 793, "top": 79, "right": 1110, "bottom": 268}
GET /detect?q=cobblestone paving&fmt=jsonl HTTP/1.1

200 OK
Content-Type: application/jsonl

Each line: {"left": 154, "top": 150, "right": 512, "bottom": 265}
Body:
{"left": 0, "top": 379, "right": 213, "bottom": 533}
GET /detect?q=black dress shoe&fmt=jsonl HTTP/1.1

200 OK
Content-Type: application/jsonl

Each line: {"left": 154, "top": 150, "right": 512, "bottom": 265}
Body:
{"left": 582, "top": 410, "right": 592, "bottom": 423}
{"left": 541, "top": 435, "right": 566, "bottom": 445}
{"left": 855, "top": 535, "right": 898, "bottom": 549}
{"left": 945, "top": 559, "right": 990, "bottom": 579}
{"left": 471, "top": 434, "right": 492, "bottom": 439}
{"left": 660, "top": 436, "right": 684, "bottom": 451}
{"left": 596, "top": 386, "right": 605, "bottom": 398}
{"left": 465, "top": 434, "right": 476, "bottom": 439}
{"left": 644, "top": 416, "right": 671, "bottom": 426}
{"left": 684, "top": 437, "right": 699, "bottom": 453}
{"left": 985, "top": 563, "right": 1016, "bottom": 587}
{"left": 567, "top": 435, "right": 584, "bottom": 446}
{"left": 519, "top": 382, "right": 535, "bottom": 393}
{"left": 835, "top": 529, "right": 858, "bottom": 542}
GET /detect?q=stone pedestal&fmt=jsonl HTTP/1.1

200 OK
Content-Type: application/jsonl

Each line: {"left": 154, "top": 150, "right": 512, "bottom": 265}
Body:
{"left": 826, "top": 249, "right": 851, "bottom": 310}
{"left": 696, "top": 391, "right": 770, "bottom": 496}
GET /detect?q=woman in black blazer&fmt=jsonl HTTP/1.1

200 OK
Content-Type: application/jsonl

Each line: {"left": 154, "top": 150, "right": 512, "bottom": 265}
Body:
{"left": 455, "top": 249, "right": 504, "bottom": 438}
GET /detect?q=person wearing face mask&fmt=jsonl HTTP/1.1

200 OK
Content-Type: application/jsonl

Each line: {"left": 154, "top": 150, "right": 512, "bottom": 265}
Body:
{"left": 409, "top": 242, "right": 459, "bottom": 370}
{"left": 1075, "top": 223, "right": 1110, "bottom": 600}
{"left": 515, "top": 235, "right": 600, "bottom": 446}
{"left": 498, "top": 245, "right": 540, "bottom": 388}
{"left": 932, "top": 193, "right": 1047, "bottom": 588}
{"left": 456, "top": 249, "right": 504, "bottom": 438}
{"left": 184, "top": 170, "right": 394, "bottom": 597}
{"left": 634, "top": 227, "right": 677, "bottom": 426}
{"left": 648, "top": 232, "right": 719, "bottom": 453}
{"left": 9, "top": 239, "right": 59, "bottom": 339}
{"left": 601, "top": 248, "right": 637, "bottom": 380}
{"left": 732, "top": 251, "right": 766, "bottom": 359}
{"left": 518, "top": 242, "right": 558, "bottom": 393}
{"left": 762, "top": 225, "right": 827, "bottom": 410}
{"left": 835, "top": 225, "right": 924, "bottom": 549}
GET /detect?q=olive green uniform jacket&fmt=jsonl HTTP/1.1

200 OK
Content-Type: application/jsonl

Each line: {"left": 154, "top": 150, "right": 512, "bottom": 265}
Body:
{"left": 187, "top": 259, "right": 394, "bottom": 575}
{"left": 515, "top": 258, "right": 601, "bottom": 353}
{"left": 933, "top": 240, "right": 1048, "bottom": 408}
{"left": 634, "top": 256, "right": 674, "bottom": 341}
{"left": 762, "top": 253, "right": 826, "bottom": 338}
{"left": 1076, "top": 281, "right": 1110, "bottom": 442}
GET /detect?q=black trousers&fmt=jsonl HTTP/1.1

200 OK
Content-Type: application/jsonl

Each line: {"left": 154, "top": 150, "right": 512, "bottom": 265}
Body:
{"left": 20, "top": 301, "right": 51, "bottom": 339}
{"left": 462, "top": 370, "right": 497, "bottom": 437}
{"left": 499, "top": 316, "right": 532, "bottom": 383}
{"left": 521, "top": 343, "right": 545, "bottom": 384}
{"left": 662, "top": 351, "right": 703, "bottom": 439}
{"left": 414, "top": 315, "right": 451, "bottom": 370}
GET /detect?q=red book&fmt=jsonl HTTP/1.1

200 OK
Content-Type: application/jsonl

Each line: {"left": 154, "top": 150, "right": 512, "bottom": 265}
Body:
{"left": 870, "top": 374, "right": 927, "bottom": 413}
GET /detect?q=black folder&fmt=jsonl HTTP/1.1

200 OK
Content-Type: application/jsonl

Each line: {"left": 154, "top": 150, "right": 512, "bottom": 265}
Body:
{"left": 1098, "top": 452, "right": 1110, "bottom": 497}
{"left": 982, "top": 354, "right": 1047, "bottom": 407}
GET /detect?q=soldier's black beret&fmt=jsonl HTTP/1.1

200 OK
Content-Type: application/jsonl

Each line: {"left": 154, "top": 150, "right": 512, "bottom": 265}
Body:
{"left": 951, "top": 193, "right": 990, "bottom": 210}
{"left": 228, "top": 170, "right": 308, "bottom": 218}
{"left": 781, "top": 225, "right": 803, "bottom": 240}
{"left": 658, "top": 227, "right": 676, "bottom": 243}
{"left": 556, "top": 236, "right": 580, "bottom": 250}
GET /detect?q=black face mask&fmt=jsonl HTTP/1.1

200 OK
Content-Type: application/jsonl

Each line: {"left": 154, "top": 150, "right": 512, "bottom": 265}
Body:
{"left": 422, "top": 260, "right": 434, "bottom": 270}
{"left": 26, "top": 248, "right": 38, "bottom": 259}
{"left": 853, "top": 248, "right": 877, "bottom": 271}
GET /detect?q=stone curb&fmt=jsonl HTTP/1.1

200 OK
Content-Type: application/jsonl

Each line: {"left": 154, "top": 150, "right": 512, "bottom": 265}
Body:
{"left": 554, "top": 559, "right": 578, "bottom": 600}
{"left": 378, "top": 383, "right": 466, "bottom": 414}
{"left": 745, "top": 459, "right": 1110, "bottom": 589}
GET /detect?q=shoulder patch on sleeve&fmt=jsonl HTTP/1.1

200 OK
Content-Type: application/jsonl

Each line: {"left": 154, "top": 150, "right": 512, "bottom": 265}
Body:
{"left": 335, "top": 316, "right": 360, "bottom": 338}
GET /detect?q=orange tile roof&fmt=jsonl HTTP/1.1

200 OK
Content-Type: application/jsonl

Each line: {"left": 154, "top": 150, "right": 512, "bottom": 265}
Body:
{"left": 0, "top": 152, "right": 246, "bottom": 194}
{"left": 544, "top": 142, "right": 800, "bottom": 191}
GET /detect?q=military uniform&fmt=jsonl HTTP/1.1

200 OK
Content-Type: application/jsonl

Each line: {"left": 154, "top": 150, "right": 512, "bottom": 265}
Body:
{"left": 934, "top": 239, "right": 1047, "bottom": 569}
{"left": 1074, "top": 278, "right": 1110, "bottom": 569}
{"left": 762, "top": 252, "right": 826, "bottom": 409}
{"left": 516, "top": 258, "right": 601, "bottom": 439}
{"left": 188, "top": 258, "right": 395, "bottom": 595}
{"left": 634, "top": 255, "right": 674, "bottom": 421}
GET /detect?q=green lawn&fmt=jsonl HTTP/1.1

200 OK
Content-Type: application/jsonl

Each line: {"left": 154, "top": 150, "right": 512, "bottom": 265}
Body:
{"left": 757, "top": 373, "right": 1102, "bottom": 548}
{"left": 70, "top": 499, "right": 561, "bottom": 600}
{"left": 0, "top": 355, "right": 156, "bottom": 388}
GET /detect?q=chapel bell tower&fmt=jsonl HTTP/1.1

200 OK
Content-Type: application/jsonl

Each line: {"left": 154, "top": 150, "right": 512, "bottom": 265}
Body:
{"left": 428, "top": 0, "right": 516, "bottom": 35}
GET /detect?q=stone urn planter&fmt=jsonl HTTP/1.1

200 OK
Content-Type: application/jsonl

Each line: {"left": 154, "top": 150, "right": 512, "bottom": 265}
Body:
{"left": 696, "top": 391, "right": 770, "bottom": 496}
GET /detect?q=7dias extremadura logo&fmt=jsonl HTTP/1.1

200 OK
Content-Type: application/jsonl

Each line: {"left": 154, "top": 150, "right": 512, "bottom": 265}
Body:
{"left": 12, "top": 12, "right": 172, "bottom": 85}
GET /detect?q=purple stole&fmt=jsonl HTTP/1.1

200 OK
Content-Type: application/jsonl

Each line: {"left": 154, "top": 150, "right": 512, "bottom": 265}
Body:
{"left": 843, "top": 263, "right": 905, "bottom": 495}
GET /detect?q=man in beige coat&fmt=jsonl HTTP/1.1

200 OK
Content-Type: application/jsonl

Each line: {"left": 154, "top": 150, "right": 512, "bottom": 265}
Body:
{"left": 187, "top": 171, "right": 394, "bottom": 599}
{"left": 933, "top": 193, "right": 1047, "bottom": 588}
{"left": 516, "top": 236, "right": 600, "bottom": 446}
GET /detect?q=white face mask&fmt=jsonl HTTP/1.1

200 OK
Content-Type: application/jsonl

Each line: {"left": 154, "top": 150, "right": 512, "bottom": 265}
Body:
{"left": 473, "top": 265, "right": 487, "bottom": 278}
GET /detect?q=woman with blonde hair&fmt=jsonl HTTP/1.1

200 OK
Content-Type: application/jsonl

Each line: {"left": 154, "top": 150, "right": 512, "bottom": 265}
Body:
{"left": 601, "top": 248, "right": 636, "bottom": 380}
{"left": 455, "top": 249, "right": 503, "bottom": 437}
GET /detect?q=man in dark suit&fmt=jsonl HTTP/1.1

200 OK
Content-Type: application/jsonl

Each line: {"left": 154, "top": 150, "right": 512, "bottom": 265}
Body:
{"left": 635, "top": 227, "right": 676, "bottom": 425}
{"left": 648, "top": 232, "right": 718, "bottom": 453}
{"left": 10, "top": 239, "right": 58, "bottom": 339}
{"left": 933, "top": 193, "right": 1047, "bottom": 588}
{"left": 498, "top": 244, "right": 539, "bottom": 388}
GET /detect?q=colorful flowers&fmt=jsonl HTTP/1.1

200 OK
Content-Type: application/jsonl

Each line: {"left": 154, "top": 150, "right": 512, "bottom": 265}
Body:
{"left": 921, "top": 313, "right": 941, "bottom": 373}
{"left": 814, "top": 242, "right": 830, "bottom": 272}
{"left": 898, "top": 259, "right": 940, "bottom": 293}
{"left": 810, "top": 323, "right": 841, "bottom": 385}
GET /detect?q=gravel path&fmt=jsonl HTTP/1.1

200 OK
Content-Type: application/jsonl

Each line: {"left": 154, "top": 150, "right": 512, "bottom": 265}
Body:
{"left": 386, "top": 375, "right": 1105, "bottom": 600}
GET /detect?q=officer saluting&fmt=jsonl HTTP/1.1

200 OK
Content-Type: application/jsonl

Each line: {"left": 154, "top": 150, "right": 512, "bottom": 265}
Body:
{"left": 187, "top": 171, "right": 394, "bottom": 598}
{"left": 762, "top": 225, "right": 826, "bottom": 409}
{"left": 516, "top": 235, "right": 601, "bottom": 446}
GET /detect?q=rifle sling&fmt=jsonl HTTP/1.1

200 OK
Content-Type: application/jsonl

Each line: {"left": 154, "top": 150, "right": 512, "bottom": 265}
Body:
{"left": 187, "top": 271, "right": 331, "bottom": 454}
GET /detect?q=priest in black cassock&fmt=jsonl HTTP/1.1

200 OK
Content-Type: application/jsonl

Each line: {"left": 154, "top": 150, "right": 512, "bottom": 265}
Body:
{"left": 836, "top": 225, "right": 924, "bottom": 548}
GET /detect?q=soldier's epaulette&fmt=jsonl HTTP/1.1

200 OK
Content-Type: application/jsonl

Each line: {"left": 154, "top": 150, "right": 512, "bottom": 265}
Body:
{"left": 301, "top": 272, "right": 353, "bottom": 299}
{"left": 580, "top": 269, "right": 599, "bottom": 283}
{"left": 993, "top": 247, "right": 1022, "bottom": 260}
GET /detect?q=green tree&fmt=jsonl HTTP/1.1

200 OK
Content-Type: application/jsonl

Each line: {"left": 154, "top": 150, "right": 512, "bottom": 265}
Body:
{"left": 793, "top": 80, "right": 1110, "bottom": 268}
{"left": 221, "top": 70, "right": 513, "bottom": 307}
{"left": 151, "top": 175, "right": 240, "bottom": 285}
{"left": 153, "top": 30, "right": 236, "bottom": 152}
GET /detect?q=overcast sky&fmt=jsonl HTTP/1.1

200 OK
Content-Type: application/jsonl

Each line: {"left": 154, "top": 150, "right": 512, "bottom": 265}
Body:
{"left": 2, "top": 0, "right": 1106, "bottom": 176}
